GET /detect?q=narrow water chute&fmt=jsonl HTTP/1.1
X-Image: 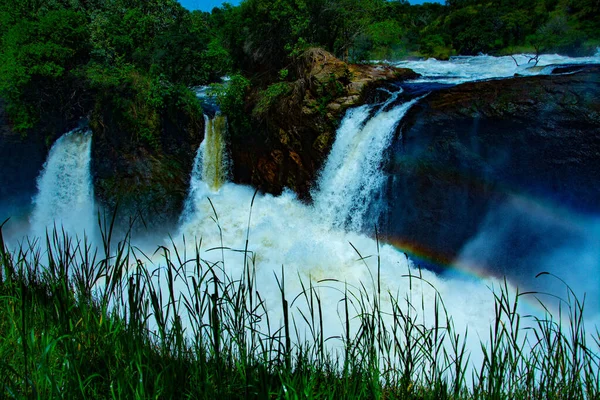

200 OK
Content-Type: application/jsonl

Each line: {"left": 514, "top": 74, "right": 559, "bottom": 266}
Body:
{"left": 180, "top": 113, "right": 230, "bottom": 223}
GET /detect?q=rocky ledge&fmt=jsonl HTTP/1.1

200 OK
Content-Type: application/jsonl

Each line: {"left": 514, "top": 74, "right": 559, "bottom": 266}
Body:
{"left": 230, "top": 48, "right": 419, "bottom": 199}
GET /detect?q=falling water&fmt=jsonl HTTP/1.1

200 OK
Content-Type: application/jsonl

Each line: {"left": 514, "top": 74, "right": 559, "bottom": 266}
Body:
{"left": 29, "top": 128, "right": 96, "bottom": 239}
{"left": 173, "top": 90, "right": 511, "bottom": 367}
{"left": 180, "top": 114, "right": 230, "bottom": 222}
{"left": 313, "top": 93, "right": 420, "bottom": 232}
{"left": 201, "top": 114, "right": 230, "bottom": 191}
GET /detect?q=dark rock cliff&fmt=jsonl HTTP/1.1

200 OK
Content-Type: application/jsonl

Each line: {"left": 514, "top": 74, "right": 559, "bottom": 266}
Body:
{"left": 0, "top": 101, "right": 47, "bottom": 225}
{"left": 386, "top": 65, "right": 600, "bottom": 265}
{"left": 90, "top": 105, "right": 203, "bottom": 232}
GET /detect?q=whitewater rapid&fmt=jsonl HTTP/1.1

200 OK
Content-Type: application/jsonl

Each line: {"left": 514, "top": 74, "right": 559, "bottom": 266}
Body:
{"left": 172, "top": 95, "right": 517, "bottom": 363}
{"left": 391, "top": 52, "right": 600, "bottom": 84}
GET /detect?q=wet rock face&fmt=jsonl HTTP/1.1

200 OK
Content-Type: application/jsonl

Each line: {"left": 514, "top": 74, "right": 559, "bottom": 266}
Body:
{"left": 230, "top": 48, "right": 419, "bottom": 199}
{"left": 0, "top": 102, "right": 47, "bottom": 222}
{"left": 90, "top": 110, "right": 203, "bottom": 233}
{"left": 385, "top": 65, "right": 600, "bottom": 264}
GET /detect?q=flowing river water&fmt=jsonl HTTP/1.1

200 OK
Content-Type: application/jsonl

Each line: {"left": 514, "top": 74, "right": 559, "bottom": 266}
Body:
{"left": 4, "top": 52, "right": 600, "bottom": 370}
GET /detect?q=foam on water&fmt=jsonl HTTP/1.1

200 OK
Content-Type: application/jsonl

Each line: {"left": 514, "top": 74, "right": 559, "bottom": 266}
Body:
{"left": 175, "top": 182, "right": 507, "bottom": 363}
{"left": 313, "top": 96, "right": 420, "bottom": 232}
{"left": 18, "top": 54, "right": 600, "bottom": 372}
{"left": 173, "top": 97, "right": 525, "bottom": 366}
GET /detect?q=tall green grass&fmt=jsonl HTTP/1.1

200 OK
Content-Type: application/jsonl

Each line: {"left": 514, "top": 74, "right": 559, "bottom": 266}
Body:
{"left": 1, "top": 215, "right": 599, "bottom": 399}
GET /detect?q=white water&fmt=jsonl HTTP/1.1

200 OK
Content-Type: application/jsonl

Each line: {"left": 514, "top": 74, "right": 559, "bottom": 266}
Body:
{"left": 29, "top": 128, "right": 96, "bottom": 240}
{"left": 175, "top": 185, "right": 504, "bottom": 365}
{"left": 181, "top": 114, "right": 230, "bottom": 222}
{"left": 173, "top": 96, "right": 515, "bottom": 365}
{"left": 16, "top": 54, "right": 600, "bottom": 372}
{"left": 392, "top": 52, "right": 600, "bottom": 84}
{"left": 313, "top": 95, "right": 419, "bottom": 232}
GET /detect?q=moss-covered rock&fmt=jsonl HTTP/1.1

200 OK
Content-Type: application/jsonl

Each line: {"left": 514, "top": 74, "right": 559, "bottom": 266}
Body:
{"left": 90, "top": 93, "right": 203, "bottom": 232}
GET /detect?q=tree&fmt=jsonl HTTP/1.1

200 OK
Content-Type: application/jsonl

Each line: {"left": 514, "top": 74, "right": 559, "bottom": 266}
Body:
{"left": 0, "top": 9, "right": 90, "bottom": 131}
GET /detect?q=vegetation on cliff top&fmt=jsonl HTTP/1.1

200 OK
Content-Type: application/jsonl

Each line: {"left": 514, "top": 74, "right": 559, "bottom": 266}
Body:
{"left": 0, "top": 0, "right": 598, "bottom": 141}
{"left": 0, "top": 0, "right": 229, "bottom": 141}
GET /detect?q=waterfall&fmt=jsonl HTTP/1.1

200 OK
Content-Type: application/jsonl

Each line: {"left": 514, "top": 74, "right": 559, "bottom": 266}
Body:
{"left": 171, "top": 92, "right": 505, "bottom": 367}
{"left": 201, "top": 114, "right": 229, "bottom": 190}
{"left": 181, "top": 114, "right": 230, "bottom": 222}
{"left": 313, "top": 93, "right": 420, "bottom": 232}
{"left": 29, "top": 128, "right": 96, "bottom": 239}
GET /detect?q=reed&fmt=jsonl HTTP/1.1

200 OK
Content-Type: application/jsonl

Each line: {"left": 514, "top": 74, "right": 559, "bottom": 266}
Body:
{"left": 0, "top": 215, "right": 598, "bottom": 399}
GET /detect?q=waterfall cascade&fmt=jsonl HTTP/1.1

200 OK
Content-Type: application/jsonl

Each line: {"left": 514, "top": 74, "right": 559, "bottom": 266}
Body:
{"left": 15, "top": 53, "right": 600, "bottom": 370}
{"left": 29, "top": 128, "right": 95, "bottom": 239}
{"left": 174, "top": 89, "right": 507, "bottom": 362}
{"left": 313, "top": 92, "right": 420, "bottom": 232}
{"left": 201, "top": 114, "right": 230, "bottom": 191}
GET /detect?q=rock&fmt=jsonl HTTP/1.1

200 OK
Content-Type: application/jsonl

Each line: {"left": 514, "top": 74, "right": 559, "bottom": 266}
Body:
{"left": 0, "top": 100, "right": 48, "bottom": 226}
{"left": 90, "top": 106, "right": 203, "bottom": 234}
{"left": 385, "top": 65, "right": 600, "bottom": 264}
{"left": 230, "top": 48, "right": 419, "bottom": 199}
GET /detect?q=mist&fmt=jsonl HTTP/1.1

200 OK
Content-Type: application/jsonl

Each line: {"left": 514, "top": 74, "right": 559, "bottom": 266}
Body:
{"left": 455, "top": 194, "right": 600, "bottom": 316}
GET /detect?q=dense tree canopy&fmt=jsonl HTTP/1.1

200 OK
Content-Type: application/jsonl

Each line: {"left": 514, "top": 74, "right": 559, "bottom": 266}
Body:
{"left": 0, "top": 0, "right": 228, "bottom": 140}
{"left": 212, "top": 0, "right": 598, "bottom": 79}
{"left": 0, "top": 0, "right": 597, "bottom": 140}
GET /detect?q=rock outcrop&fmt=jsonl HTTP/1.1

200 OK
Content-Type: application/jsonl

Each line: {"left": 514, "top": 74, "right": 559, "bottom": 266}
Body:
{"left": 0, "top": 101, "right": 48, "bottom": 224}
{"left": 385, "top": 65, "right": 600, "bottom": 264}
{"left": 230, "top": 48, "right": 419, "bottom": 199}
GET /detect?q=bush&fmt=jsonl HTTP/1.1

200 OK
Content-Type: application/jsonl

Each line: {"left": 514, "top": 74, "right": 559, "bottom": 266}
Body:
{"left": 209, "top": 74, "right": 251, "bottom": 137}
{"left": 252, "top": 81, "right": 292, "bottom": 117}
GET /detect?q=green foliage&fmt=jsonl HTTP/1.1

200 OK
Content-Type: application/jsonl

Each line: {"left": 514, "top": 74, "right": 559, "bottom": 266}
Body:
{"left": 1, "top": 216, "right": 599, "bottom": 398}
{"left": 252, "top": 82, "right": 292, "bottom": 117}
{"left": 530, "top": 14, "right": 587, "bottom": 55}
{"left": 217, "top": 0, "right": 390, "bottom": 76}
{"left": 420, "top": 34, "right": 452, "bottom": 60}
{"left": 353, "top": 20, "right": 405, "bottom": 61}
{"left": 213, "top": 0, "right": 596, "bottom": 69}
{"left": 0, "top": 0, "right": 227, "bottom": 145}
{"left": 316, "top": 73, "right": 345, "bottom": 115}
{"left": 210, "top": 74, "right": 251, "bottom": 137}
{"left": 0, "top": 9, "right": 89, "bottom": 131}
{"left": 436, "top": 0, "right": 599, "bottom": 56}
{"left": 218, "top": 0, "right": 311, "bottom": 77}
{"left": 0, "top": 0, "right": 598, "bottom": 146}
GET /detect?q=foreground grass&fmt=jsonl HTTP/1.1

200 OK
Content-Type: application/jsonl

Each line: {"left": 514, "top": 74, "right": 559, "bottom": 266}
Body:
{"left": 1, "top": 217, "right": 599, "bottom": 399}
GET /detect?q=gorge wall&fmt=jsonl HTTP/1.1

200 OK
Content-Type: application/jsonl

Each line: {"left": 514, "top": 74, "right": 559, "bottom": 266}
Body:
{"left": 386, "top": 65, "right": 600, "bottom": 266}
{"left": 0, "top": 102, "right": 47, "bottom": 224}
{"left": 89, "top": 101, "right": 203, "bottom": 232}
